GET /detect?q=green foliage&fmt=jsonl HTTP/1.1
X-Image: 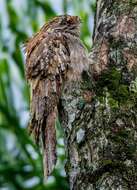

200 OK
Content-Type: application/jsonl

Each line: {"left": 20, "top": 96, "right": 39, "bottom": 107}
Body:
{"left": 0, "top": 0, "right": 95, "bottom": 189}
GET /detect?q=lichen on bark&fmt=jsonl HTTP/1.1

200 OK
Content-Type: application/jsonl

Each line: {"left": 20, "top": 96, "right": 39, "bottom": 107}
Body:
{"left": 60, "top": 0, "right": 137, "bottom": 189}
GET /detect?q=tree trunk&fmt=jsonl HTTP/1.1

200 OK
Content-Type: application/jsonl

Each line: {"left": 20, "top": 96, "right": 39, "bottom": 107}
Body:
{"left": 60, "top": 0, "right": 137, "bottom": 189}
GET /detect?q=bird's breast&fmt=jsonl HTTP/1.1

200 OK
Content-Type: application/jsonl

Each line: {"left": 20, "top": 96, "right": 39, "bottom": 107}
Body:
{"left": 66, "top": 37, "right": 89, "bottom": 81}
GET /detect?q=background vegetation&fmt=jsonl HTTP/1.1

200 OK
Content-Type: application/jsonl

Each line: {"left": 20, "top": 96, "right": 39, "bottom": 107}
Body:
{"left": 0, "top": 0, "right": 95, "bottom": 189}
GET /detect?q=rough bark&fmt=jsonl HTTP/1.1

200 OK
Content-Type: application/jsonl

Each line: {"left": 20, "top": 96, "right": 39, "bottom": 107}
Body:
{"left": 60, "top": 0, "right": 137, "bottom": 189}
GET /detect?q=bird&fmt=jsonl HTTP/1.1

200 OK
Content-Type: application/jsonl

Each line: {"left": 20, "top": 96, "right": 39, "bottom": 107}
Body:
{"left": 24, "top": 15, "right": 89, "bottom": 179}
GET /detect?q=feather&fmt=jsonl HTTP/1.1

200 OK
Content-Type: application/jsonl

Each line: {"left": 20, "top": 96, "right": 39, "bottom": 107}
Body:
{"left": 24, "top": 15, "right": 88, "bottom": 180}
{"left": 25, "top": 31, "right": 70, "bottom": 179}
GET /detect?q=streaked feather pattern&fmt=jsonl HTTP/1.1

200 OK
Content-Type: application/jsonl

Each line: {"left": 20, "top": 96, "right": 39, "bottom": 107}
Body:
{"left": 24, "top": 15, "right": 89, "bottom": 179}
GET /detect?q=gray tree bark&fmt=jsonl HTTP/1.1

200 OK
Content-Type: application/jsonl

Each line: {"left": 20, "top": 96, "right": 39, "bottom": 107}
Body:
{"left": 60, "top": 0, "right": 137, "bottom": 189}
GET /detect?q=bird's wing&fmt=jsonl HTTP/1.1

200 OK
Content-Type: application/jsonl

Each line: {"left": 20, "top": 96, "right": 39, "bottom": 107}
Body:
{"left": 25, "top": 33, "right": 70, "bottom": 179}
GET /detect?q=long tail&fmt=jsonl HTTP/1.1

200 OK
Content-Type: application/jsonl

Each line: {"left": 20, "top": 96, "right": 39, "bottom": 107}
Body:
{"left": 43, "top": 108, "right": 57, "bottom": 179}
{"left": 28, "top": 78, "right": 59, "bottom": 180}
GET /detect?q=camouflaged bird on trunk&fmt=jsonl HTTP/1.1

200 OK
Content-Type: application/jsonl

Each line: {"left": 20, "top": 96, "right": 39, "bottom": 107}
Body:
{"left": 24, "top": 15, "right": 89, "bottom": 180}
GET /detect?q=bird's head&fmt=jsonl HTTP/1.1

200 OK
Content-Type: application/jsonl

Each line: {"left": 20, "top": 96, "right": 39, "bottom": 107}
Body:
{"left": 24, "top": 15, "right": 81, "bottom": 57}
{"left": 42, "top": 15, "right": 81, "bottom": 36}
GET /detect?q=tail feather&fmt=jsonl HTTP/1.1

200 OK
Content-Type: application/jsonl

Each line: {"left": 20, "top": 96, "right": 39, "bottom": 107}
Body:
{"left": 43, "top": 109, "right": 57, "bottom": 179}
{"left": 29, "top": 79, "right": 60, "bottom": 180}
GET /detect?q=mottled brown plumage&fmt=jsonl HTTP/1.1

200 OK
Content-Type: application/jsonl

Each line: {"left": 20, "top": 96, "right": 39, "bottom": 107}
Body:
{"left": 24, "top": 15, "right": 89, "bottom": 179}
